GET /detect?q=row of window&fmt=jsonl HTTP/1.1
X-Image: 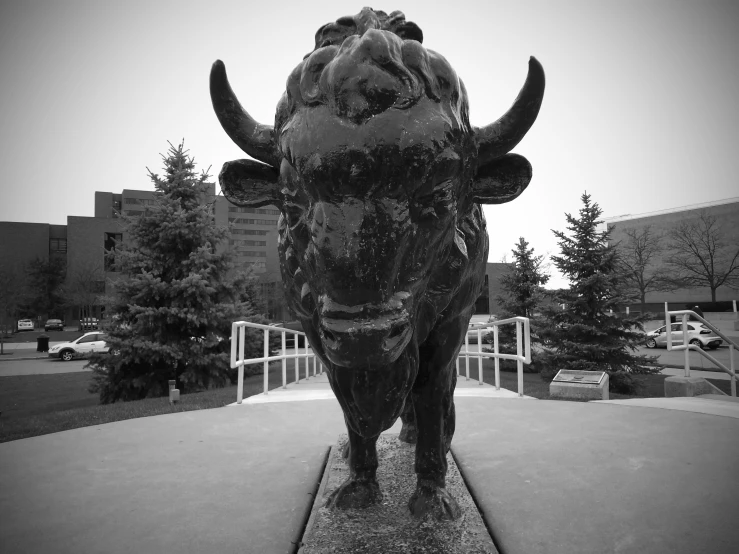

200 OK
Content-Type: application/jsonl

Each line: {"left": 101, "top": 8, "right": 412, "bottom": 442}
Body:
{"left": 125, "top": 198, "right": 157, "bottom": 206}
{"left": 228, "top": 218, "right": 278, "bottom": 226}
{"left": 232, "top": 228, "right": 269, "bottom": 236}
{"left": 68, "top": 233, "right": 272, "bottom": 274}
{"left": 228, "top": 206, "right": 280, "bottom": 215}
{"left": 229, "top": 239, "right": 267, "bottom": 247}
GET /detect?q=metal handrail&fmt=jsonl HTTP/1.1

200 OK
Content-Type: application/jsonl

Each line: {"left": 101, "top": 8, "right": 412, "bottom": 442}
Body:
{"left": 664, "top": 304, "right": 737, "bottom": 397}
{"left": 232, "top": 316, "right": 532, "bottom": 403}
{"left": 457, "top": 316, "right": 531, "bottom": 397}
{"left": 230, "top": 321, "right": 321, "bottom": 404}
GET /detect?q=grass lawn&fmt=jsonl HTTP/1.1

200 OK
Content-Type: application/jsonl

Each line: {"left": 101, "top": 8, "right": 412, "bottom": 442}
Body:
{"left": 0, "top": 361, "right": 301, "bottom": 443}
{"left": 1, "top": 357, "right": 735, "bottom": 443}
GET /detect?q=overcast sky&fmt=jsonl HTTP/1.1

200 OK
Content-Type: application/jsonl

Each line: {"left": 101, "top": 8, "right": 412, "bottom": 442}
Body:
{"left": 1, "top": 0, "right": 737, "bottom": 288}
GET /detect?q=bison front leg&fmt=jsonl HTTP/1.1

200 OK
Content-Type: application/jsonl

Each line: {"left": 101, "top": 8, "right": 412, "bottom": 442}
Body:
{"left": 325, "top": 428, "right": 382, "bottom": 509}
{"left": 408, "top": 315, "right": 467, "bottom": 521}
{"left": 398, "top": 396, "right": 417, "bottom": 444}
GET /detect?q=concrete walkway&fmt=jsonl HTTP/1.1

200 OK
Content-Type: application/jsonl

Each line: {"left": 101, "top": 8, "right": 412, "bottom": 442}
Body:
{"left": 2, "top": 375, "right": 739, "bottom": 553}
{"left": 597, "top": 395, "right": 739, "bottom": 419}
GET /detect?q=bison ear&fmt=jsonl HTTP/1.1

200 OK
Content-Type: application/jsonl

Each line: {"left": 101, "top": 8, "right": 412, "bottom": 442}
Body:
{"left": 219, "top": 159, "right": 281, "bottom": 208}
{"left": 471, "top": 153, "right": 532, "bottom": 205}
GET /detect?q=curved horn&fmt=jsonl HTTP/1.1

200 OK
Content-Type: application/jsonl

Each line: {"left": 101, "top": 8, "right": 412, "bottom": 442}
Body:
{"left": 210, "top": 60, "right": 281, "bottom": 168}
{"left": 475, "top": 57, "right": 545, "bottom": 166}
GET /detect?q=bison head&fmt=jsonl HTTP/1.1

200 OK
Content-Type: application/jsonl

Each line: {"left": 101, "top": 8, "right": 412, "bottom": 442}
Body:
{"left": 211, "top": 8, "right": 544, "bottom": 369}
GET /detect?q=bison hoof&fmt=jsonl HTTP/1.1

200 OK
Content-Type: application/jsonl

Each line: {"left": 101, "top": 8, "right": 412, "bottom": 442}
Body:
{"left": 398, "top": 423, "right": 417, "bottom": 444}
{"left": 325, "top": 478, "right": 383, "bottom": 510}
{"left": 408, "top": 482, "right": 461, "bottom": 521}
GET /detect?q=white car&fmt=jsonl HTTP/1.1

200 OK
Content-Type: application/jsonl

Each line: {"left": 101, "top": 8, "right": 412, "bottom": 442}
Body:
{"left": 17, "top": 319, "right": 34, "bottom": 331}
{"left": 48, "top": 332, "right": 110, "bottom": 361}
{"left": 645, "top": 322, "right": 722, "bottom": 350}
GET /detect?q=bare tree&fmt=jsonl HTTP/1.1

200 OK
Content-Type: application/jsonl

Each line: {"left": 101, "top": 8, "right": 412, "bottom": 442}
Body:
{"left": 0, "top": 267, "right": 23, "bottom": 354}
{"left": 615, "top": 225, "right": 670, "bottom": 312}
{"left": 62, "top": 261, "right": 106, "bottom": 326}
{"left": 666, "top": 211, "right": 739, "bottom": 303}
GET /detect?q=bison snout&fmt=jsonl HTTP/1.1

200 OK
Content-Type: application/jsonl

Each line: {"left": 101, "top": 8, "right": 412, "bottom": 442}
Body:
{"left": 319, "top": 315, "right": 412, "bottom": 368}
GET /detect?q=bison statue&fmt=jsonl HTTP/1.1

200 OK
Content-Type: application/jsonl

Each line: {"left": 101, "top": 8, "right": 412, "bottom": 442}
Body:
{"left": 211, "top": 7, "right": 544, "bottom": 520}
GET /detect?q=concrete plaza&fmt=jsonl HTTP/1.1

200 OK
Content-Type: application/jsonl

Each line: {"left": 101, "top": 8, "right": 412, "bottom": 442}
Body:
{"left": 1, "top": 373, "right": 738, "bottom": 553}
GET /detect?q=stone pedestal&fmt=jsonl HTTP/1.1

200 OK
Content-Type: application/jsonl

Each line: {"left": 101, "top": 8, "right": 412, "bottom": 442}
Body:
{"left": 299, "top": 435, "right": 497, "bottom": 553}
{"left": 664, "top": 376, "right": 725, "bottom": 397}
{"left": 549, "top": 370, "right": 609, "bottom": 401}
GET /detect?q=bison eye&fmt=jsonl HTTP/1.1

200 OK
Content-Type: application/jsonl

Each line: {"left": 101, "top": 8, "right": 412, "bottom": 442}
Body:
{"left": 415, "top": 184, "right": 454, "bottom": 224}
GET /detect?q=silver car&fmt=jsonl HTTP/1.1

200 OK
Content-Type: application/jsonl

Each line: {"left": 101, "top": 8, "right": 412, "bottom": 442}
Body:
{"left": 48, "top": 332, "right": 110, "bottom": 361}
{"left": 645, "top": 322, "right": 722, "bottom": 350}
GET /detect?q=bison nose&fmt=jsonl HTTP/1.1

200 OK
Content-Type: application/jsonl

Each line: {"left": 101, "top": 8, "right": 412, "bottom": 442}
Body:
{"left": 319, "top": 316, "right": 412, "bottom": 368}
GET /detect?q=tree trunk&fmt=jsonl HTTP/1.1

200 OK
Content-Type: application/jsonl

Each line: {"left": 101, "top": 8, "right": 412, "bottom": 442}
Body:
{"left": 640, "top": 292, "right": 646, "bottom": 314}
{"left": 711, "top": 287, "right": 717, "bottom": 305}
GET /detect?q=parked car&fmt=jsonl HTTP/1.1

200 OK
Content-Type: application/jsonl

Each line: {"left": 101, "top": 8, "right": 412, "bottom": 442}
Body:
{"left": 80, "top": 318, "right": 99, "bottom": 330}
{"left": 44, "top": 319, "right": 64, "bottom": 332}
{"left": 48, "top": 332, "right": 110, "bottom": 361}
{"left": 645, "top": 322, "right": 722, "bottom": 350}
{"left": 17, "top": 319, "right": 34, "bottom": 331}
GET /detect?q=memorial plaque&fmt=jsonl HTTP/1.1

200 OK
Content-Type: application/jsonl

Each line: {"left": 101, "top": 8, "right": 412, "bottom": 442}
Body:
{"left": 550, "top": 370, "right": 609, "bottom": 401}
{"left": 552, "top": 370, "right": 606, "bottom": 385}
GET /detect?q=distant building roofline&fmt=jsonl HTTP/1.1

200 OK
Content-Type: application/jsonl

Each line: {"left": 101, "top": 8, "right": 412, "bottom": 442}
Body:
{"left": 603, "top": 197, "right": 739, "bottom": 224}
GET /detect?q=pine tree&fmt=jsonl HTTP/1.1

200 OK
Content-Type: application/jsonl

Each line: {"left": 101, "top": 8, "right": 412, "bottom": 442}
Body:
{"left": 486, "top": 237, "right": 549, "bottom": 371}
{"left": 88, "top": 142, "right": 262, "bottom": 403}
{"left": 538, "top": 192, "right": 659, "bottom": 393}
{"left": 496, "top": 237, "right": 550, "bottom": 319}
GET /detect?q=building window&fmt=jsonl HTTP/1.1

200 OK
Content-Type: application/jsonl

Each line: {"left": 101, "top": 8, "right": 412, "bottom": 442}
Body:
{"left": 236, "top": 251, "right": 267, "bottom": 257}
{"left": 229, "top": 239, "right": 267, "bottom": 247}
{"left": 228, "top": 206, "right": 280, "bottom": 215}
{"left": 124, "top": 198, "right": 156, "bottom": 206}
{"left": 104, "top": 232, "right": 122, "bottom": 272}
{"left": 228, "top": 218, "right": 278, "bottom": 226}
{"left": 232, "top": 229, "right": 269, "bottom": 236}
{"left": 240, "top": 261, "right": 266, "bottom": 270}
{"left": 93, "top": 281, "right": 106, "bottom": 294}
{"left": 49, "top": 238, "right": 67, "bottom": 252}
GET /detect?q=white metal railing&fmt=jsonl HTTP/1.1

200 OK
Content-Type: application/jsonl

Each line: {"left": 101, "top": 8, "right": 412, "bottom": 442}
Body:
{"left": 232, "top": 316, "right": 531, "bottom": 403}
{"left": 230, "top": 321, "right": 322, "bottom": 404}
{"left": 457, "top": 316, "right": 531, "bottom": 397}
{"left": 664, "top": 303, "right": 737, "bottom": 397}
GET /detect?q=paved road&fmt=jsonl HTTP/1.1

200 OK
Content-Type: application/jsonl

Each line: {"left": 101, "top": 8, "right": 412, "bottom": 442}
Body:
{"left": 0, "top": 358, "right": 89, "bottom": 376}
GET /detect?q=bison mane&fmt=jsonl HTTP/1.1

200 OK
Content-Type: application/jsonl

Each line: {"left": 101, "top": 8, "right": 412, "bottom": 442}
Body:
{"left": 276, "top": 10, "right": 471, "bottom": 133}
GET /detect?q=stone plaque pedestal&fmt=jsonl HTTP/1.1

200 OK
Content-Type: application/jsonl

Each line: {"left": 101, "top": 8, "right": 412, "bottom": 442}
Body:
{"left": 550, "top": 370, "right": 609, "bottom": 401}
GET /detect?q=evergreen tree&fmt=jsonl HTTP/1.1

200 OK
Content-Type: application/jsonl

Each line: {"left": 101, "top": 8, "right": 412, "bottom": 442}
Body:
{"left": 496, "top": 237, "right": 550, "bottom": 319}
{"left": 538, "top": 192, "right": 659, "bottom": 393}
{"left": 486, "top": 237, "right": 549, "bottom": 371}
{"left": 89, "top": 142, "right": 262, "bottom": 403}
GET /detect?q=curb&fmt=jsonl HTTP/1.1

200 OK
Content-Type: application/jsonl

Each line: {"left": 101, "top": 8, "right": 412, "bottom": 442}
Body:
{"left": 0, "top": 355, "right": 50, "bottom": 362}
{"left": 656, "top": 363, "right": 729, "bottom": 373}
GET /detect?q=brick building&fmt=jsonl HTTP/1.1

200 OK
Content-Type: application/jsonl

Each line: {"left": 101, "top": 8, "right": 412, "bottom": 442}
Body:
{"left": 605, "top": 197, "right": 739, "bottom": 312}
{"left": 0, "top": 184, "right": 286, "bottom": 325}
